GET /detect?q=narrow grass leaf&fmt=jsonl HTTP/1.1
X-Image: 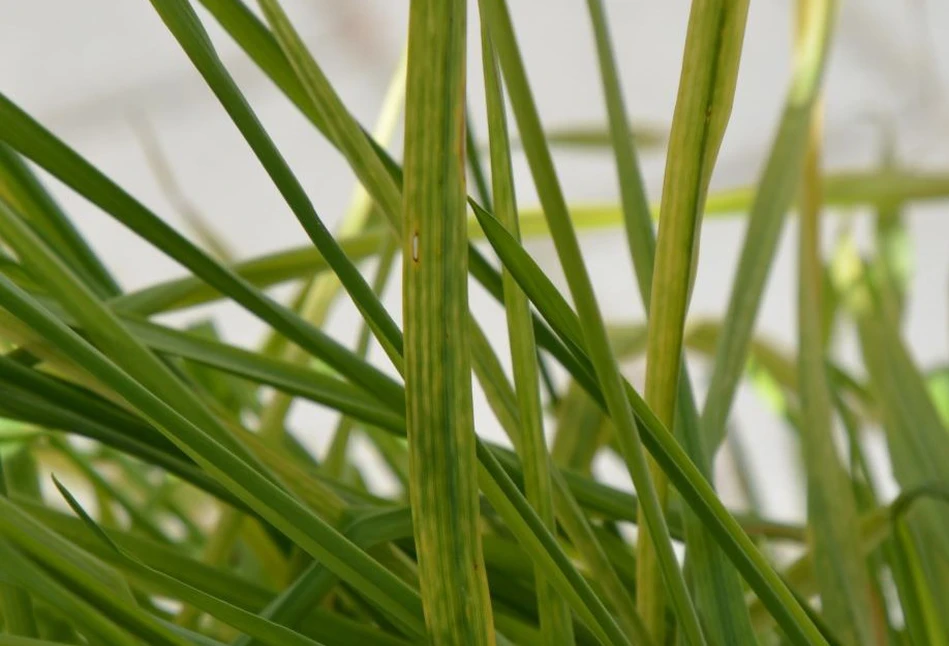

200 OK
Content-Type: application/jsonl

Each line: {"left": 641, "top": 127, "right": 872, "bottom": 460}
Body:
{"left": 0, "top": 497, "right": 192, "bottom": 646}
{"left": 477, "top": 2, "right": 704, "bottom": 641}
{"left": 475, "top": 445, "right": 630, "bottom": 646}
{"left": 147, "top": 0, "right": 404, "bottom": 369}
{"left": 402, "top": 1, "right": 494, "bottom": 642}
{"left": 0, "top": 359, "right": 239, "bottom": 508}
{"left": 0, "top": 541, "right": 140, "bottom": 646}
{"left": 4, "top": 243, "right": 671, "bottom": 645}
{"left": 0, "top": 638, "right": 79, "bottom": 646}
{"left": 472, "top": 203, "right": 827, "bottom": 645}
{"left": 468, "top": 323, "right": 651, "bottom": 645}
{"left": 842, "top": 252, "right": 949, "bottom": 628}
{"left": 252, "top": 41, "right": 404, "bottom": 446}
{"left": 0, "top": 273, "right": 428, "bottom": 638}
{"left": 503, "top": 122, "right": 667, "bottom": 152}
{"left": 872, "top": 140, "right": 911, "bottom": 328}
{"left": 481, "top": 27, "right": 572, "bottom": 644}
{"left": 636, "top": 2, "right": 749, "bottom": 639}
{"left": 49, "top": 438, "right": 172, "bottom": 544}
{"left": 794, "top": 27, "right": 874, "bottom": 638}
{"left": 0, "top": 197, "right": 269, "bottom": 477}
{"left": 0, "top": 457, "right": 39, "bottom": 639}
{"left": 123, "top": 317, "right": 405, "bottom": 434}
{"left": 550, "top": 380, "right": 609, "bottom": 474}
{"left": 52, "top": 478, "right": 331, "bottom": 646}
{"left": 256, "top": 0, "right": 402, "bottom": 229}
{"left": 16, "top": 497, "right": 272, "bottom": 612}
{"left": 111, "top": 230, "right": 384, "bottom": 316}
{"left": 0, "top": 144, "right": 119, "bottom": 298}
{"left": 514, "top": 168, "right": 949, "bottom": 238}
{"left": 583, "top": 0, "right": 655, "bottom": 299}
{"left": 0, "top": 92, "right": 404, "bottom": 409}
{"left": 700, "top": 0, "right": 838, "bottom": 454}
{"left": 582, "top": 2, "right": 758, "bottom": 641}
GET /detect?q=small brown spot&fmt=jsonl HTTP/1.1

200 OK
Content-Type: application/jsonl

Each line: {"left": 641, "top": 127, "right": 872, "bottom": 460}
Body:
{"left": 411, "top": 231, "right": 420, "bottom": 262}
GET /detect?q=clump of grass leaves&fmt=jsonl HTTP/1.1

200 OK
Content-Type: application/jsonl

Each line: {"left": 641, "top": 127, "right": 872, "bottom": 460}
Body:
{"left": 1, "top": 0, "right": 948, "bottom": 645}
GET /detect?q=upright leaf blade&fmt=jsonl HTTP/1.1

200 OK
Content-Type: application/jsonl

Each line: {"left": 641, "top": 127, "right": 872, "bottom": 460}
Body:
{"left": 636, "top": 2, "right": 749, "bottom": 639}
{"left": 843, "top": 252, "right": 949, "bottom": 632}
{"left": 473, "top": 202, "right": 828, "bottom": 645}
{"left": 794, "top": 4, "right": 874, "bottom": 638}
{"left": 582, "top": 0, "right": 655, "bottom": 299}
{"left": 402, "top": 1, "right": 494, "bottom": 643}
{"left": 700, "top": 0, "right": 839, "bottom": 454}
{"left": 477, "top": 1, "right": 705, "bottom": 642}
{"left": 481, "top": 26, "right": 572, "bottom": 645}
{"left": 583, "top": 7, "right": 754, "bottom": 641}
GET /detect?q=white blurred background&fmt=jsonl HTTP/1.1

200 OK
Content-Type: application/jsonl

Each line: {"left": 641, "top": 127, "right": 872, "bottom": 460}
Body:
{"left": 2, "top": 1, "right": 948, "bottom": 523}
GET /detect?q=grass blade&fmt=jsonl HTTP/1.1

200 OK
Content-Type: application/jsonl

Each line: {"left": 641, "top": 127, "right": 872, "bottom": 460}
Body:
{"left": 256, "top": 0, "right": 402, "bottom": 229}
{"left": 251, "top": 38, "right": 404, "bottom": 443}
{"left": 469, "top": 323, "right": 651, "bottom": 645}
{"left": 475, "top": 445, "right": 630, "bottom": 646}
{"left": 147, "top": 0, "right": 403, "bottom": 370}
{"left": 0, "top": 144, "right": 119, "bottom": 298}
{"left": 0, "top": 541, "right": 140, "bottom": 646}
{"left": 477, "top": 1, "right": 705, "bottom": 641}
{"left": 0, "top": 495, "right": 191, "bottom": 646}
{"left": 111, "top": 230, "right": 384, "bottom": 316}
{"left": 52, "top": 478, "right": 330, "bottom": 646}
{"left": 0, "top": 457, "right": 39, "bottom": 639}
{"left": 0, "top": 354, "right": 240, "bottom": 507}
{"left": 872, "top": 137, "right": 911, "bottom": 328}
{"left": 583, "top": 2, "right": 759, "bottom": 639}
{"left": 0, "top": 197, "right": 270, "bottom": 475}
{"left": 48, "top": 437, "right": 172, "bottom": 544}
{"left": 0, "top": 91, "right": 404, "bottom": 409}
{"left": 513, "top": 167, "right": 949, "bottom": 238}
{"left": 16, "top": 497, "right": 272, "bottom": 612}
{"left": 582, "top": 0, "right": 654, "bottom": 300}
{"left": 550, "top": 380, "right": 609, "bottom": 474}
{"left": 840, "top": 248, "right": 949, "bottom": 630}
{"left": 502, "top": 122, "right": 667, "bottom": 152}
{"left": 636, "top": 2, "right": 749, "bottom": 639}
{"left": 0, "top": 236, "right": 427, "bottom": 637}
{"left": 480, "top": 26, "right": 572, "bottom": 645}
{"left": 402, "top": 0, "right": 494, "bottom": 643}
{"left": 700, "top": 0, "right": 838, "bottom": 454}
{"left": 126, "top": 316, "right": 405, "bottom": 434}
{"left": 472, "top": 202, "right": 827, "bottom": 644}
{"left": 794, "top": 4, "right": 874, "bottom": 638}
{"left": 1, "top": 219, "right": 670, "bottom": 644}
{"left": 891, "top": 522, "right": 949, "bottom": 646}
{"left": 0, "top": 638, "right": 78, "bottom": 646}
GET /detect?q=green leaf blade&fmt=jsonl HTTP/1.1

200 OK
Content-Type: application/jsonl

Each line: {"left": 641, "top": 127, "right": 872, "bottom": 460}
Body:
{"left": 481, "top": 23, "right": 573, "bottom": 646}
{"left": 402, "top": 0, "right": 494, "bottom": 643}
{"left": 795, "top": 40, "right": 874, "bottom": 643}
